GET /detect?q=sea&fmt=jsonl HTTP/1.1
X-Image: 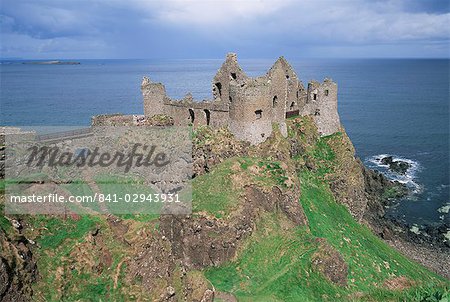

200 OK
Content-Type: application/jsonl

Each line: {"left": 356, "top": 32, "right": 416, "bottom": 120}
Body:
{"left": 1, "top": 58, "right": 449, "bottom": 226}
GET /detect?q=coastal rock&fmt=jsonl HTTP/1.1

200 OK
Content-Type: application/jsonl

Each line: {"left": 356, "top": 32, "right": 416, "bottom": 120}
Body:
{"left": 380, "top": 156, "right": 411, "bottom": 175}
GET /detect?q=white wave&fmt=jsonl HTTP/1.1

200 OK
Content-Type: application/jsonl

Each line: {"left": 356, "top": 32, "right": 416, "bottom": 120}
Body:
{"left": 365, "top": 154, "right": 422, "bottom": 194}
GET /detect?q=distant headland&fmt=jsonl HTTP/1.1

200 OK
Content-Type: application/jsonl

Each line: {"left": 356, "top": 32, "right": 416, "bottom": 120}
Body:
{"left": 22, "top": 60, "right": 80, "bottom": 65}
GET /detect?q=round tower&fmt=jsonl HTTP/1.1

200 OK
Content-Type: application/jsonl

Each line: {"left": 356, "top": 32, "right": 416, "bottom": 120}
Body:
{"left": 228, "top": 79, "right": 272, "bottom": 145}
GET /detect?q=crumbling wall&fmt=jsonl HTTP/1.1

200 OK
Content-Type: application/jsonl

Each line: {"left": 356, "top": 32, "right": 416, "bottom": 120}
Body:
{"left": 212, "top": 53, "right": 248, "bottom": 103}
{"left": 138, "top": 53, "right": 341, "bottom": 144}
{"left": 304, "top": 79, "right": 340, "bottom": 136}
{"left": 163, "top": 100, "right": 229, "bottom": 128}
{"left": 266, "top": 56, "right": 306, "bottom": 118}
{"left": 265, "top": 57, "right": 307, "bottom": 136}
{"left": 91, "top": 114, "right": 135, "bottom": 126}
{"left": 141, "top": 77, "right": 167, "bottom": 117}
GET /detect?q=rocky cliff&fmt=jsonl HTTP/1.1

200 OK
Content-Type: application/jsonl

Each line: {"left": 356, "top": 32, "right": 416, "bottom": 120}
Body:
{"left": 0, "top": 117, "right": 448, "bottom": 301}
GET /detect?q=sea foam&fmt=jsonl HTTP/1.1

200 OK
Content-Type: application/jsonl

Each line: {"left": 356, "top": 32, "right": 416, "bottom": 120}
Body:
{"left": 366, "top": 154, "right": 423, "bottom": 194}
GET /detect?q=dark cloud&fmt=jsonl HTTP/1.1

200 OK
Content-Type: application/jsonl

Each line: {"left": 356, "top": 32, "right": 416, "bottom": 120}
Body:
{"left": 0, "top": 0, "right": 448, "bottom": 58}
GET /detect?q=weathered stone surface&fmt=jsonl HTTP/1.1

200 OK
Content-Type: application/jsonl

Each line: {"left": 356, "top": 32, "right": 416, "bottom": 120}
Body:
{"left": 245, "top": 185, "right": 307, "bottom": 226}
{"left": 137, "top": 53, "right": 340, "bottom": 145}
{"left": 0, "top": 226, "right": 37, "bottom": 302}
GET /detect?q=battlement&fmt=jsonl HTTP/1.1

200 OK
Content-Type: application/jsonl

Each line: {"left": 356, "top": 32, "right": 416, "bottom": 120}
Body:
{"left": 140, "top": 53, "right": 340, "bottom": 144}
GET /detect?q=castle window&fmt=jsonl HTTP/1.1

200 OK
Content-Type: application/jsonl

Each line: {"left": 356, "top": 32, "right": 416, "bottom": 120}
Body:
{"left": 286, "top": 75, "right": 290, "bottom": 79}
{"left": 313, "top": 93, "right": 317, "bottom": 101}
{"left": 229, "top": 96, "right": 232, "bottom": 103}
{"left": 214, "top": 82, "right": 222, "bottom": 97}
{"left": 189, "top": 109, "right": 195, "bottom": 123}
{"left": 325, "top": 89, "right": 329, "bottom": 96}
{"left": 315, "top": 109, "right": 320, "bottom": 116}
{"left": 290, "top": 102, "right": 295, "bottom": 110}
{"left": 255, "top": 110, "right": 262, "bottom": 119}
{"left": 272, "top": 96, "right": 278, "bottom": 107}
{"left": 204, "top": 109, "right": 211, "bottom": 126}
{"left": 231, "top": 72, "right": 237, "bottom": 80}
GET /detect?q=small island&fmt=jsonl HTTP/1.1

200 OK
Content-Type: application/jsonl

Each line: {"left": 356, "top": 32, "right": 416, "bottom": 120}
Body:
{"left": 22, "top": 60, "right": 80, "bottom": 65}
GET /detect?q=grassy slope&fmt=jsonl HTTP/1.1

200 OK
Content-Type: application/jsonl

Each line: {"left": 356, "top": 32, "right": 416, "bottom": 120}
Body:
{"left": 0, "top": 175, "right": 157, "bottom": 301}
{"left": 1, "top": 121, "right": 449, "bottom": 301}
{"left": 204, "top": 132, "right": 449, "bottom": 301}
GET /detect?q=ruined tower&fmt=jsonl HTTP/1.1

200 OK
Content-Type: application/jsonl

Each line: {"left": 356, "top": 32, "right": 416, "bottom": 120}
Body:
{"left": 229, "top": 78, "right": 273, "bottom": 145}
{"left": 137, "top": 53, "right": 341, "bottom": 144}
{"left": 141, "top": 76, "right": 167, "bottom": 117}
{"left": 212, "top": 53, "right": 247, "bottom": 103}
{"left": 305, "top": 78, "right": 340, "bottom": 136}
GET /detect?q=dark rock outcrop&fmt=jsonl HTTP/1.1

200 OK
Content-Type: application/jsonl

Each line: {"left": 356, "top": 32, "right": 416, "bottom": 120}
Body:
{"left": 0, "top": 227, "right": 37, "bottom": 302}
{"left": 159, "top": 184, "right": 306, "bottom": 270}
{"left": 380, "top": 156, "right": 411, "bottom": 175}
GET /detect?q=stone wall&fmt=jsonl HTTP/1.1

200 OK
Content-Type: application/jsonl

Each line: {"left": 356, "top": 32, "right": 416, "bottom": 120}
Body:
{"left": 163, "top": 96, "right": 229, "bottom": 128}
{"left": 138, "top": 53, "right": 341, "bottom": 144}
{"left": 212, "top": 53, "right": 248, "bottom": 103}
{"left": 142, "top": 77, "right": 166, "bottom": 117}
{"left": 304, "top": 79, "right": 340, "bottom": 136}
{"left": 229, "top": 79, "right": 273, "bottom": 144}
{"left": 91, "top": 114, "right": 139, "bottom": 126}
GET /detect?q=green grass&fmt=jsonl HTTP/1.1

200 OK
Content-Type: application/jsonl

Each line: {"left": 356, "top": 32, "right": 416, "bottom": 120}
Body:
{"left": 94, "top": 174, "right": 162, "bottom": 217}
{"left": 192, "top": 160, "right": 240, "bottom": 218}
{"left": 203, "top": 157, "right": 448, "bottom": 301}
{"left": 0, "top": 204, "right": 12, "bottom": 233}
{"left": 29, "top": 214, "right": 136, "bottom": 301}
{"left": 308, "top": 134, "right": 339, "bottom": 177}
{"left": 192, "top": 157, "right": 293, "bottom": 218}
{"left": 206, "top": 214, "right": 332, "bottom": 301}
{"left": 258, "top": 161, "right": 290, "bottom": 188}
{"left": 30, "top": 215, "right": 100, "bottom": 249}
{"left": 299, "top": 169, "right": 447, "bottom": 297}
{"left": 29, "top": 215, "right": 100, "bottom": 300}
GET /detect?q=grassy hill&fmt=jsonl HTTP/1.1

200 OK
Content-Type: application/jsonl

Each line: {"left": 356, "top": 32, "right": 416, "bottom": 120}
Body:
{"left": 1, "top": 117, "right": 448, "bottom": 301}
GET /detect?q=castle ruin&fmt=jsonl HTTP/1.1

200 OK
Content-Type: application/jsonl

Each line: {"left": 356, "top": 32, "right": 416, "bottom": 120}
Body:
{"left": 141, "top": 53, "right": 340, "bottom": 144}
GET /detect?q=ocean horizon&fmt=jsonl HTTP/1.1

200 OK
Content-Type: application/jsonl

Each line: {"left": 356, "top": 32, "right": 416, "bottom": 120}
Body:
{"left": 1, "top": 58, "right": 449, "bottom": 226}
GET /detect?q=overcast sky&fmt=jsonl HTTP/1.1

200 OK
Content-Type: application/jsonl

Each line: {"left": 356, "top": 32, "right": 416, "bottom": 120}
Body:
{"left": 1, "top": 0, "right": 449, "bottom": 59}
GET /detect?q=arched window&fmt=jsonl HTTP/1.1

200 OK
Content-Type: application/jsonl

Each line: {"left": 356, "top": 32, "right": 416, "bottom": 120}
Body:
{"left": 255, "top": 110, "right": 262, "bottom": 119}
{"left": 204, "top": 109, "right": 211, "bottom": 126}
{"left": 189, "top": 109, "right": 195, "bottom": 123}
{"left": 214, "top": 82, "right": 222, "bottom": 97}
{"left": 272, "top": 96, "right": 278, "bottom": 107}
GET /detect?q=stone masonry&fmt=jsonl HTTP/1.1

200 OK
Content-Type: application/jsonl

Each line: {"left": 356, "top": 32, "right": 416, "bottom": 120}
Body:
{"left": 137, "top": 53, "right": 340, "bottom": 144}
